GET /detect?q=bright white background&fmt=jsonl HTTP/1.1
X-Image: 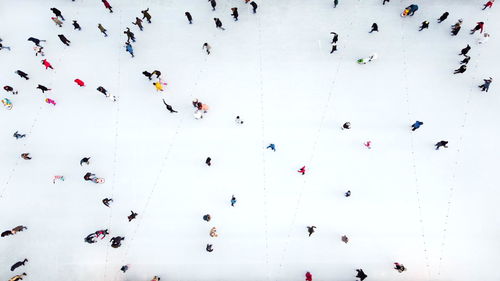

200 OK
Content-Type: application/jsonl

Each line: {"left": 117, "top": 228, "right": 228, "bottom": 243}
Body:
{"left": 0, "top": 0, "right": 499, "bottom": 280}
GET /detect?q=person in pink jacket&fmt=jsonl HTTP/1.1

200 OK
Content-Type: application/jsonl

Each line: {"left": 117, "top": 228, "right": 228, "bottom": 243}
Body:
{"left": 41, "top": 59, "right": 53, "bottom": 70}
{"left": 45, "top": 98, "right": 56, "bottom": 105}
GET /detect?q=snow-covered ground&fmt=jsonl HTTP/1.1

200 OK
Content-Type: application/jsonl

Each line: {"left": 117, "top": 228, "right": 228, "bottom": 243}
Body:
{"left": 1, "top": 0, "right": 499, "bottom": 280}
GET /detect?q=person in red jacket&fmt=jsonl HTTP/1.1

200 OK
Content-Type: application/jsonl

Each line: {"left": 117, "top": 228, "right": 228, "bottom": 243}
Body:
{"left": 41, "top": 59, "right": 53, "bottom": 69}
{"left": 297, "top": 166, "right": 306, "bottom": 175}
{"left": 470, "top": 22, "right": 484, "bottom": 34}
{"left": 102, "top": 0, "right": 113, "bottom": 13}
{"left": 483, "top": 0, "right": 494, "bottom": 9}
{"left": 74, "top": 79, "right": 85, "bottom": 87}
{"left": 305, "top": 271, "right": 312, "bottom": 281}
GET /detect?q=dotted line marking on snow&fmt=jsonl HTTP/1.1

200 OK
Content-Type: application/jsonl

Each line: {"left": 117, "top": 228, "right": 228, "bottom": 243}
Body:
{"left": 256, "top": 11, "right": 271, "bottom": 280}
{"left": 399, "top": 16, "right": 432, "bottom": 279}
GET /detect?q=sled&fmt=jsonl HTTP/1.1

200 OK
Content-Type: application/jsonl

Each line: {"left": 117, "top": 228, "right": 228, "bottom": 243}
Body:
{"left": 1, "top": 98, "right": 12, "bottom": 110}
{"left": 92, "top": 178, "right": 105, "bottom": 184}
{"left": 401, "top": 9, "right": 410, "bottom": 17}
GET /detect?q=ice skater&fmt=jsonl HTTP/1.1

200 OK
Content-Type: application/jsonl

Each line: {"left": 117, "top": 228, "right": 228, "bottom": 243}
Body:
{"left": 231, "top": 7, "right": 239, "bottom": 21}
{"left": 383, "top": 0, "right": 390, "bottom": 4}
{"left": 142, "top": 71, "right": 153, "bottom": 80}
{"left": 334, "top": 0, "right": 339, "bottom": 8}
{"left": 8, "top": 273, "right": 27, "bottom": 281}
{"left": 58, "top": 34, "right": 71, "bottom": 46}
{"left": 120, "top": 265, "right": 129, "bottom": 273}
{"left": 4, "top": 86, "right": 18, "bottom": 94}
{"left": 451, "top": 19, "right": 463, "bottom": 35}
{"left": 470, "top": 22, "right": 484, "bottom": 34}
{"left": 250, "top": 1, "right": 258, "bottom": 13}
{"left": 210, "top": 0, "right": 217, "bottom": 11}
{"left": 41, "top": 59, "right": 54, "bottom": 69}
{"left": 453, "top": 65, "right": 467, "bottom": 74}
{"left": 331, "top": 32, "right": 338, "bottom": 44}
{"left": 21, "top": 153, "right": 32, "bottom": 160}
{"left": 364, "top": 141, "right": 372, "bottom": 149}
{"left": 435, "top": 140, "right": 449, "bottom": 150}
{"left": 102, "top": 0, "right": 113, "bottom": 13}
{"left": 342, "top": 122, "right": 351, "bottom": 130}
{"left": 209, "top": 227, "right": 218, "bottom": 237}
{"left": 0, "top": 41, "right": 11, "bottom": 51}
{"left": 124, "top": 27, "right": 136, "bottom": 42}
{"left": 53, "top": 175, "right": 65, "bottom": 184}
{"left": 298, "top": 166, "right": 306, "bottom": 175}
{"left": 231, "top": 195, "right": 237, "bottom": 207}
{"left": 72, "top": 20, "right": 81, "bottom": 30}
{"left": 266, "top": 143, "right": 276, "bottom": 151}
{"left": 15, "top": 70, "right": 29, "bottom": 80}
{"left": 483, "top": 0, "right": 495, "bottom": 9}
{"left": 478, "top": 77, "right": 493, "bottom": 92}
{"left": 98, "top": 24, "right": 108, "bottom": 37}
{"left": 437, "top": 12, "right": 449, "bottom": 23}
{"left": 394, "top": 262, "right": 407, "bottom": 273}
{"left": 205, "top": 157, "right": 212, "bottom": 166}
{"left": 419, "top": 21, "right": 429, "bottom": 31}
{"left": 80, "top": 157, "right": 90, "bottom": 165}
{"left": 206, "top": 244, "right": 213, "bottom": 252}
{"left": 142, "top": 8, "right": 152, "bottom": 23}
{"left": 102, "top": 198, "right": 113, "bottom": 207}
{"left": 27, "top": 37, "right": 46, "bottom": 47}
{"left": 345, "top": 190, "right": 351, "bottom": 197}
{"left": 203, "top": 214, "right": 211, "bottom": 222}
{"left": 10, "top": 259, "right": 28, "bottom": 272}
{"left": 51, "top": 17, "right": 63, "bottom": 27}
{"left": 45, "top": 98, "right": 56, "bottom": 106}
{"left": 13, "top": 131, "right": 26, "bottom": 139}
{"left": 341, "top": 235, "right": 349, "bottom": 243}
{"left": 411, "top": 121, "right": 423, "bottom": 131}
{"left": 125, "top": 42, "right": 134, "bottom": 57}
{"left": 305, "top": 272, "right": 313, "bottom": 281}
{"left": 110, "top": 236, "right": 125, "bottom": 248}
{"left": 203, "top": 43, "right": 211, "bottom": 54}
{"left": 133, "top": 17, "right": 144, "bottom": 31}
{"left": 235, "top": 116, "right": 244, "bottom": 124}
{"left": 185, "top": 12, "right": 193, "bottom": 24}
{"left": 330, "top": 44, "right": 337, "bottom": 54}
{"left": 50, "top": 7, "right": 65, "bottom": 21}
{"left": 460, "top": 55, "right": 470, "bottom": 64}
{"left": 369, "top": 23, "right": 379, "bottom": 33}
{"left": 214, "top": 18, "right": 225, "bottom": 30}
{"left": 356, "top": 269, "right": 367, "bottom": 281}
{"left": 128, "top": 211, "right": 138, "bottom": 222}
{"left": 307, "top": 226, "right": 316, "bottom": 237}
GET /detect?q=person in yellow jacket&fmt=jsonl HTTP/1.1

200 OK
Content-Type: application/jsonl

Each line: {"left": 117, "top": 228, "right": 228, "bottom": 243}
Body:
{"left": 9, "top": 273, "right": 27, "bottom": 281}
{"left": 154, "top": 82, "right": 163, "bottom": 91}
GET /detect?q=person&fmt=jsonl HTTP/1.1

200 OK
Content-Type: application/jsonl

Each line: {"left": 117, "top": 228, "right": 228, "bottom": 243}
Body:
{"left": 102, "top": 0, "right": 113, "bottom": 13}
{"left": 10, "top": 259, "right": 28, "bottom": 272}
{"left": 98, "top": 24, "right": 108, "bottom": 37}
{"left": 479, "top": 77, "right": 493, "bottom": 92}
{"left": 250, "top": 1, "right": 258, "bottom": 13}
{"left": 72, "top": 20, "right": 81, "bottom": 30}
{"left": 152, "top": 70, "right": 162, "bottom": 78}
{"left": 451, "top": 19, "right": 463, "bottom": 36}
{"left": 460, "top": 55, "right": 470, "bottom": 64}
{"left": 345, "top": 190, "right": 351, "bottom": 197}
{"left": 51, "top": 17, "right": 63, "bottom": 27}
{"left": 342, "top": 122, "right": 351, "bottom": 130}
{"left": 231, "top": 195, "right": 237, "bottom": 207}
{"left": 110, "top": 236, "right": 125, "bottom": 248}
{"left": 154, "top": 81, "right": 163, "bottom": 91}
{"left": 369, "top": 23, "right": 378, "bottom": 33}
{"left": 305, "top": 271, "right": 312, "bottom": 281}
{"left": 27, "top": 37, "right": 46, "bottom": 47}
{"left": 356, "top": 269, "right": 367, "bottom": 281}
{"left": 50, "top": 7, "right": 65, "bottom": 20}
{"left": 185, "top": 12, "right": 193, "bottom": 24}
{"left": 203, "top": 43, "right": 211, "bottom": 55}
{"left": 142, "top": 8, "right": 152, "bottom": 23}
{"left": 235, "top": 116, "right": 244, "bottom": 124}
{"left": 341, "top": 235, "right": 349, "bottom": 243}
{"left": 97, "top": 86, "right": 109, "bottom": 97}
{"left": 12, "top": 225, "right": 27, "bottom": 234}
{"left": 128, "top": 211, "right": 138, "bottom": 222}
{"left": 41, "top": 59, "right": 53, "bottom": 69}
{"left": 483, "top": 0, "right": 495, "bottom": 9}
{"left": 206, "top": 157, "right": 212, "bottom": 166}
{"left": 383, "top": 0, "right": 390, "bottom": 4}
{"left": 95, "top": 229, "right": 109, "bottom": 239}
{"left": 125, "top": 42, "right": 134, "bottom": 57}
{"left": 16, "top": 70, "right": 29, "bottom": 80}
{"left": 394, "top": 262, "right": 406, "bottom": 272}
{"left": 307, "top": 226, "right": 316, "bottom": 237}
{"left": 120, "top": 265, "right": 129, "bottom": 273}
{"left": 214, "top": 18, "right": 224, "bottom": 30}
{"left": 162, "top": 99, "right": 178, "bottom": 113}
{"left": 435, "top": 140, "right": 449, "bottom": 150}
{"left": 45, "top": 98, "right": 56, "bottom": 106}
{"left": 330, "top": 44, "right": 337, "bottom": 54}
{"left": 231, "top": 7, "right": 239, "bottom": 21}
{"left": 460, "top": 45, "right": 471, "bottom": 56}
{"left": 438, "top": 12, "right": 449, "bottom": 23}
{"left": 209, "top": 227, "right": 218, "bottom": 237}
{"left": 470, "top": 22, "right": 484, "bottom": 34}
{"left": 102, "top": 198, "right": 113, "bottom": 207}
{"left": 8, "top": 273, "right": 27, "bottom": 281}
{"left": 411, "top": 121, "right": 423, "bottom": 131}
{"left": 37, "top": 84, "right": 51, "bottom": 93}
{"left": 4, "top": 85, "right": 17, "bottom": 94}
{"left": 133, "top": 17, "right": 143, "bottom": 31}
{"left": 151, "top": 276, "right": 160, "bottom": 281}
{"left": 124, "top": 27, "right": 136, "bottom": 43}
{"left": 298, "top": 166, "right": 306, "bottom": 175}
{"left": 13, "top": 131, "right": 26, "bottom": 139}
{"left": 406, "top": 4, "right": 418, "bottom": 16}
{"left": 364, "top": 141, "right": 372, "bottom": 149}
{"left": 84, "top": 172, "right": 96, "bottom": 181}
{"left": 419, "top": 21, "right": 429, "bottom": 31}
{"left": 210, "top": 0, "right": 217, "bottom": 11}
{"left": 453, "top": 65, "right": 467, "bottom": 74}
{"left": 206, "top": 244, "right": 213, "bottom": 252}
{"left": 331, "top": 32, "right": 338, "bottom": 44}
{"left": 33, "top": 46, "right": 44, "bottom": 56}
{"left": 0, "top": 41, "right": 11, "bottom": 51}
{"left": 21, "top": 153, "right": 31, "bottom": 160}
{"left": 266, "top": 143, "right": 276, "bottom": 151}
{"left": 58, "top": 34, "right": 71, "bottom": 46}
{"left": 1, "top": 230, "right": 13, "bottom": 237}
{"left": 334, "top": 0, "right": 338, "bottom": 8}
{"left": 143, "top": 71, "right": 153, "bottom": 80}
{"left": 203, "top": 214, "right": 211, "bottom": 222}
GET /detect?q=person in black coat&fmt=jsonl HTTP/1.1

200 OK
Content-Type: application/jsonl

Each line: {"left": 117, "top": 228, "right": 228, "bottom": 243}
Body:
{"left": 11, "top": 259, "right": 28, "bottom": 272}
{"left": 435, "top": 140, "right": 449, "bottom": 150}
{"left": 210, "top": 0, "right": 216, "bottom": 11}
{"left": 185, "top": 12, "right": 192, "bottom": 24}
{"left": 331, "top": 32, "right": 338, "bottom": 44}
{"left": 50, "top": 7, "right": 65, "bottom": 20}
{"left": 142, "top": 71, "right": 153, "bottom": 80}
{"left": 97, "top": 86, "right": 109, "bottom": 97}
{"left": 460, "top": 44, "right": 471, "bottom": 56}
{"left": 369, "top": 23, "right": 379, "bottom": 33}
{"left": 15, "top": 70, "right": 29, "bottom": 80}
{"left": 110, "top": 236, "right": 125, "bottom": 248}
{"left": 27, "top": 37, "right": 46, "bottom": 47}
{"left": 205, "top": 157, "right": 212, "bottom": 166}
{"left": 231, "top": 7, "right": 239, "bottom": 21}
{"left": 36, "top": 84, "right": 51, "bottom": 93}
{"left": 58, "top": 34, "right": 71, "bottom": 46}
{"left": 453, "top": 65, "right": 467, "bottom": 74}
{"left": 250, "top": 1, "right": 258, "bottom": 13}
{"left": 419, "top": 21, "right": 429, "bottom": 31}
{"left": 356, "top": 269, "right": 367, "bottom": 281}
{"left": 214, "top": 18, "right": 224, "bottom": 30}
{"left": 460, "top": 55, "right": 470, "bottom": 64}
{"left": 80, "top": 157, "right": 90, "bottom": 166}
{"left": 438, "top": 12, "right": 449, "bottom": 23}
{"left": 72, "top": 20, "right": 81, "bottom": 30}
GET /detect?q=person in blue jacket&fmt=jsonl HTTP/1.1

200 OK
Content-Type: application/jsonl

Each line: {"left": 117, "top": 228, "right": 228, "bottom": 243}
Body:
{"left": 407, "top": 4, "right": 418, "bottom": 16}
{"left": 125, "top": 42, "right": 134, "bottom": 57}
{"left": 411, "top": 121, "right": 423, "bottom": 131}
{"left": 266, "top": 143, "right": 276, "bottom": 151}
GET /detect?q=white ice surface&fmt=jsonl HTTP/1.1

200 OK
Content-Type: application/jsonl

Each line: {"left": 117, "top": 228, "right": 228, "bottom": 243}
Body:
{"left": 0, "top": 0, "right": 499, "bottom": 281}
